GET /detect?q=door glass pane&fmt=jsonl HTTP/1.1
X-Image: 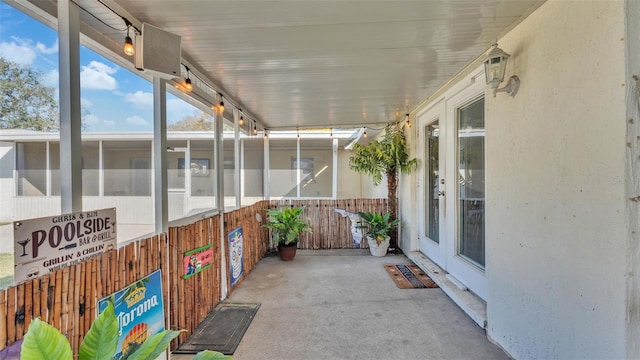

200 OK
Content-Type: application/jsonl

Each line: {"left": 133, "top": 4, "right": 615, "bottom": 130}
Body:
{"left": 426, "top": 121, "right": 439, "bottom": 243}
{"left": 457, "top": 98, "right": 485, "bottom": 267}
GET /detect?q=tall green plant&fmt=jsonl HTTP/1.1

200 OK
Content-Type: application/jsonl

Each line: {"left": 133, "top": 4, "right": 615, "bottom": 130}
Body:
{"left": 349, "top": 124, "right": 417, "bottom": 248}
{"left": 263, "top": 206, "right": 312, "bottom": 246}
{"left": 20, "top": 301, "right": 231, "bottom": 359}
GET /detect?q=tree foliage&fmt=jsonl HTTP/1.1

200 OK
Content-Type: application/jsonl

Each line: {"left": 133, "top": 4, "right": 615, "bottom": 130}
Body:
{"left": 349, "top": 124, "right": 417, "bottom": 186}
{"left": 0, "top": 57, "right": 58, "bottom": 131}
{"left": 349, "top": 124, "right": 417, "bottom": 249}
{"left": 168, "top": 112, "right": 214, "bottom": 131}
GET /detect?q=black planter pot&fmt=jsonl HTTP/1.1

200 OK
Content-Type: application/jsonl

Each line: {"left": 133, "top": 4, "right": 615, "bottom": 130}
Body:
{"left": 277, "top": 242, "right": 298, "bottom": 261}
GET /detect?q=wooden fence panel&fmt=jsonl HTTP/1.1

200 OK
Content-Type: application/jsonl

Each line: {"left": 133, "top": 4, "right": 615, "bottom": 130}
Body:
{"left": 268, "top": 198, "right": 387, "bottom": 249}
{"left": 0, "top": 198, "right": 385, "bottom": 354}
{"left": 167, "top": 215, "right": 222, "bottom": 349}
{"left": 224, "top": 201, "right": 270, "bottom": 295}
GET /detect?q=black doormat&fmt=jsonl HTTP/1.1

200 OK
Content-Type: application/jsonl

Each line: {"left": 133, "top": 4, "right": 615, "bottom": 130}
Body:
{"left": 173, "top": 302, "right": 260, "bottom": 355}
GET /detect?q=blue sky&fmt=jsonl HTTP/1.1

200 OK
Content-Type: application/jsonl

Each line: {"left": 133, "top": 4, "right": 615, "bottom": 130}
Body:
{"left": 0, "top": 2, "right": 202, "bottom": 132}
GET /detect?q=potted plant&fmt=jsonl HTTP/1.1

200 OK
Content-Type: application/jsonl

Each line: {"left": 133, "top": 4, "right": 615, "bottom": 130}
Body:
{"left": 356, "top": 211, "right": 400, "bottom": 257}
{"left": 263, "top": 206, "right": 312, "bottom": 261}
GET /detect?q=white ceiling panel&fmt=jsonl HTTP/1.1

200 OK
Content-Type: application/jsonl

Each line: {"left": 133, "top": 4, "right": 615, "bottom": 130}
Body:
{"left": 12, "top": 0, "right": 545, "bottom": 130}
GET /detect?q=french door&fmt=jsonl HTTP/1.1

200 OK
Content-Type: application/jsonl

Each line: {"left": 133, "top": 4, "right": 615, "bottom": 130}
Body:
{"left": 418, "top": 71, "right": 487, "bottom": 300}
{"left": 418, "top": 100, "right": 447, "bottom": 267}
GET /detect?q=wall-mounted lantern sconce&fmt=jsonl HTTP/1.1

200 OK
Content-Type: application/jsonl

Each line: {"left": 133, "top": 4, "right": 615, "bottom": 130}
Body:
{"left": 484, "top": 43, "right": 520, "bottom": 97}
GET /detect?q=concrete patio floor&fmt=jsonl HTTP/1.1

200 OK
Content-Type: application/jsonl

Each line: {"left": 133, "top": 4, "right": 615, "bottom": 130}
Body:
{"left": 171, "top": 249, "right": 509, "bottom": 360}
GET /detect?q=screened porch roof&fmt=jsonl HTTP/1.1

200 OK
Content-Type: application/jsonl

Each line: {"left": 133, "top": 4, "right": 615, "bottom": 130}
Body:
{"left": 7, "top": 0, "right": 545, "bottom": 131}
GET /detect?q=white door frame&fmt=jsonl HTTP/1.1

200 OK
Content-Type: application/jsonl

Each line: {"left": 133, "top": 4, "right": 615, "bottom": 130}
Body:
{"left": 444, "top": 82, "right": 487, "bottom": 300}
{"left": 416, "top": 66, "right": 487, "bottom": 300}
{"left": 417, "top": 98, "right": 447, "bottom": 268}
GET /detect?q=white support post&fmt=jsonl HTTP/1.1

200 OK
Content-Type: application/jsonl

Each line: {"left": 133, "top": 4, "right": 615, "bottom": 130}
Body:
{"left": 185, "top": 140, "right": 192, "bottom": 201}
{"left": 152, "top": 78, "right": 169, "bottom": 359}
{"left": 58, "top": 0, "right": 82, "bottom": 213}
{"left": 332, "top": 138, "right": 338, "bottom": 199}
{"left": 240, "top": 140, "right": 245, "bottom": 200}
{"left": 263, "top": 132, "right": 270, "bottom": 200}
{"left": 296, "top": 136, "right": 301, "bottom": 198}
{"left": 46, "top": 141, "right": 51, "bottom": 197}
{"left": 13, "top": 144, "right": 18, "bottom": 197}
{"left": 153, "top": 77, "right": 168, "bottom": 234}
{"left": 98, "top": 140, "right": 104, "bottom": 197}
{"left": 215, "top": 102, "right": 228, "bottom": 299}
{"left": 233, "top": 108, "right": 241, "bottom": 208}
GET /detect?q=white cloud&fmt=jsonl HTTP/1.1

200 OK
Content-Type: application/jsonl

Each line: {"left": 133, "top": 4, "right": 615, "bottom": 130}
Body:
{"left": 83, "top": 114, "right": 100, "bottom": 125}
{"left": 0, "top": 40, "right": 36, "bottom": 65}
{"left": 35, "top": 39, "right": 58, "bottom": 54}
{"left": 43, "top": 69, "right": 59, "bottom": 88}
{"left": 167, "top": 98, "right": 201, "bottom": 124}
{"left": 103, "top": 120, "right": 115, "bottom": 127}
{"left": 80, "top": 61, "right": 118, "bottom": 90}
{"left": 81, "top": 97, "right": 93, "bottom": 108}
{"left": 126, "top": 115, "right": 149, "bottom": 126}
{"left": 0, "top": 37, "right": 58, "bottom": 65}
{"left": 124, "top": 91, "right": 153, "bottom": 108}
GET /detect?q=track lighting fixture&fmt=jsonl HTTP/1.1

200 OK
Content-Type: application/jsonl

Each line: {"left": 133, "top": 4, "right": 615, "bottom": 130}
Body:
{"left": 123, "top": 18, "right": 134, "bottom": 56}
{"left": 218, "top": 95, "right": 225, "bottom": 112}
{"left": 239, "top": 111, "right": 244, "bottom": 126}
{"left": 363, "top": 127, "right": 368, "bottom": 138}
{"left": 330, "top": 128, "right": 333, "bottom": 139}
{"left": 253, "top": 121, "right": 258, "bottom": 135}
{"left": 405, "top": 113, "right": 411, "bottom": 128}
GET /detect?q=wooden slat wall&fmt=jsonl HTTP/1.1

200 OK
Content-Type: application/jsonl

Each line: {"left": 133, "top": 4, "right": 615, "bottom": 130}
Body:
{"left": 224, "top": 202, "right": 270, "bottom": 294}
{"left": 168, "top": 216, "right": 221, "bottom": 349}
{"left": 268, "top": 198, "right": 388, "bottom": 249}
{"left": 0, "top": 235, "right": 165, "bottom": 355}
{"left": 0, "top": 198, "right": 385, "bottom": 355}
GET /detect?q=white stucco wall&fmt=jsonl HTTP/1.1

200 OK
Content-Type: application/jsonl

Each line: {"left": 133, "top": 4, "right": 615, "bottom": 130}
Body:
{"left": 347, "top": 132, "right": 390, "bottom": 200}
{"left": 625, "top": 0, "right": 640, "bottom": 358}
{"left": 336, "top": 149, "right": 363, "bottom": 199}
{"left": 397, "top": 124, "right": 418, "bottom": 252}
{"left": 485, "top": 1, "right": 628, "bottom": 358}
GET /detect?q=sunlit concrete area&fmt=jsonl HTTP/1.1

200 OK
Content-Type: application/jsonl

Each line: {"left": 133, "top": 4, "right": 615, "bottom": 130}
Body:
{"left": 171, "top": 250, "right": 508, "bottom": 360}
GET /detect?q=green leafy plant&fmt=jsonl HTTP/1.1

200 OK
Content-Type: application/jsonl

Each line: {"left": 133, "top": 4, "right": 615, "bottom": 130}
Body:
{"left": 262, "top": 206, "right": 312, "bottom": 247}
{"left": 192, "top": 350, "right": 233, "bottom": 359}
{"left": 349, "top": 124, "right": 417, "bottom": 248}
{"left": 21, "top": 301, "right": 181, "bottom": 360}
{"left": 356, "top": 211, "right": 400, "bottom": 244}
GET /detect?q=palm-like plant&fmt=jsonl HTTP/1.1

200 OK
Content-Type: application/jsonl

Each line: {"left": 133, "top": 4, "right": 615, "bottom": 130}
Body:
{"left": 263, "top": 206, "right": 312, "bottom": 247}
{"left": 349, "top": 124, "right": 417, "bottom": 249}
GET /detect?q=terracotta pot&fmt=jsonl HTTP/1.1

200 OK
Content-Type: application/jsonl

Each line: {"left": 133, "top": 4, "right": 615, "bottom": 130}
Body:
{"left": 278, "top": 243, "right": 298, "bottom": 261}
{"left": 367, "top": 236, "right": 390, "bottom": 257}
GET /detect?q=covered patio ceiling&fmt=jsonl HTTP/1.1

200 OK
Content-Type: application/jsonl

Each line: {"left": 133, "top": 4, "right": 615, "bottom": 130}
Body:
{"left": 10, "top": 0, "right": 544, "bottom": 131}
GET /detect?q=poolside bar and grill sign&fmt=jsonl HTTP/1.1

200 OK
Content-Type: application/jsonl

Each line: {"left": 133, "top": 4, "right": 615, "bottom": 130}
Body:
{"left": 13, "top": 207, "right": 117, "bottom": 284}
